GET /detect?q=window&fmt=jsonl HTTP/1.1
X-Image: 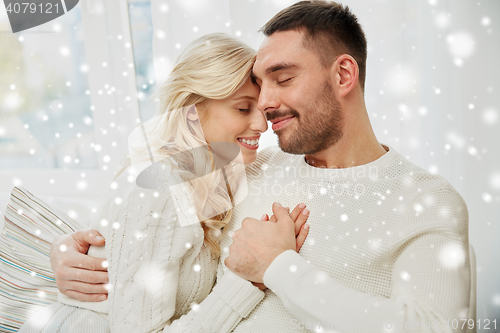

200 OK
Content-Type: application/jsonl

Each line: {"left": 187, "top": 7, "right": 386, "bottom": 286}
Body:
{"left": 0, "top": 0, "right": 143, "bottom": 196}
{"left": 128, "top": 0, "right": 156, "bottom": 122}
{"left": 0, "top": 6, "right": 97, "bottom": 169}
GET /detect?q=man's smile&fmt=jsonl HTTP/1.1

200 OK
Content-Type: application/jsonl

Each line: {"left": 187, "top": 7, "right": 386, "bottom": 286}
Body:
{"left": 270, "top": 116, "right": 295, "bottom": 131}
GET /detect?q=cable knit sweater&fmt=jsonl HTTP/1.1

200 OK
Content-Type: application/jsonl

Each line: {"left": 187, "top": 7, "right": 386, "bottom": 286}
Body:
{"left": 20, "top": 164, "right": 264, "bottom": 333}
{"left": 216, "top": 144, "right": 471, "bottom": 333}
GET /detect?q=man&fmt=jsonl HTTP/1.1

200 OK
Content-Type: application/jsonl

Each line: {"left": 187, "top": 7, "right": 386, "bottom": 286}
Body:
{"left": 51, "top": 1, "right": 471, "bottom": 332}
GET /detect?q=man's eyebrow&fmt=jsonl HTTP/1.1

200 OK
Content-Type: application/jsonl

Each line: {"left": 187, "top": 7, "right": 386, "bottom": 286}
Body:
{"left": 233, "top": 95, "right": 257, "bottom": 101}
{"left": 265, "top": 62, "right": 298, "bottom": 74}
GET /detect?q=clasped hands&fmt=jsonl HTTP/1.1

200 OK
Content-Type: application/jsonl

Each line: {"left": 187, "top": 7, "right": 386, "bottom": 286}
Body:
{"left": 225, "top": 202, "right": 310, "bottom": 289}
{"left": 49, "top": 202, "right": 310, "bottom": 301}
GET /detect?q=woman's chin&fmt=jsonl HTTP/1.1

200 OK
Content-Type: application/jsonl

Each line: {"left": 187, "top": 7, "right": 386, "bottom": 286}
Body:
{"left": 242, "top": 152, "right": 257, "bottom": 165}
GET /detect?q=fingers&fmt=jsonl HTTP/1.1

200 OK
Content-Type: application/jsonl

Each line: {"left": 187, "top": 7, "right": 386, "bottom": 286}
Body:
{"left": 293, "top": 206, "right": 310, "bottom": 236}
{"left": 260, "top": 214, "right": 269, "bottom": 221}
{"left": 288, "top": 203, "right": 306, "bottom": 222}
{"left": 271, "top": 202, "right": 293, "bottom": 225}
{"left": 74, "top": 254, "right": 109, "bottom": 273}
{"left": 63, "top": 280, "right": 109, "bottom": 295}
{"left": 61, "top": 266, "right": 109, "bottom": 284}
{"left": 74, "top": 229, "right": 105, "bottom": 248}
{"left": 295, "top": 223, "right": 310, "bottom": 252}
{"left": 269, "top": 214, "right": 277, "bottom": 223}
{"left": 62, "top": 290, "right": 108, "bottom": 302}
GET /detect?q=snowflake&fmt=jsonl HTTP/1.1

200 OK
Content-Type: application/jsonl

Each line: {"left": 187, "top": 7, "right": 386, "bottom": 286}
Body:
{"left": 481, "top": 17, "right": 491, "bottom": 27}
{"left": 446, "top": 32, "right": 475, "bottom": 59}
{"left": 439, "top": 243, "right": 465, "bottom": 269}
{"left": 435, "top": 12, "right": 451, "bottom": 29}
{"left": 190, "top": 303, "right": 200, "bottom": 311}
{"left": 482, "top": 108, "right": 498, "bottom": 125}
{"left": 493, "top": 294, "right": 500, "bottom": 307}
{"left": 482, "top": 193, "right": 493, "bottom": 203}
{"left": 490, "top": 173, "right": 500, "bottom": 189}
{"left": 59, "top": 46, "right": 70, "bottom": 57}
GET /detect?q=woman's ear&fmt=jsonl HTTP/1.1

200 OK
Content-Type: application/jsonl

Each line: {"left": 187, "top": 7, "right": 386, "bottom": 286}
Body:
{"left": 187, "top": 105, "right": 200, "bottom": 122}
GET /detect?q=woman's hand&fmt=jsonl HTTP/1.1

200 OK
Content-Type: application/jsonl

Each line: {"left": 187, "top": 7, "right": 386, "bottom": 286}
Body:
{"left": 251, "top": 203, "right": 310, "bottom": 291}
{"left": 50, "top": 229, "right": 109, "bottom": 302}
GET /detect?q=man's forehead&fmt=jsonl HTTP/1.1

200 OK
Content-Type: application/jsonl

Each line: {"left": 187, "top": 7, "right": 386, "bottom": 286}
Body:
{"left": 253, "top": 30, "right": 305, "bottom": 76}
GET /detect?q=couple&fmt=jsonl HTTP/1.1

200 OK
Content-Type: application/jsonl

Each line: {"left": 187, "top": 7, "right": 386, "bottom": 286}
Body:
{"left": 21, "top": 1, "right": 471, "bottom": 332}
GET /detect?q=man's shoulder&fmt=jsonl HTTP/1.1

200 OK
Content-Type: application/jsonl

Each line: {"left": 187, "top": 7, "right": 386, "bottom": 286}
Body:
{"left": 383, "top": 153, "right": 468, "bottom": 221}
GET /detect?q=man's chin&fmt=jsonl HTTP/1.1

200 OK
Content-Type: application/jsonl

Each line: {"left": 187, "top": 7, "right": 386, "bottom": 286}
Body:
{"left": 276, "top": 131, "right": 308, "bottom": 154}
{"left": 277, "top": 138, "right": 301, "bottom": 155}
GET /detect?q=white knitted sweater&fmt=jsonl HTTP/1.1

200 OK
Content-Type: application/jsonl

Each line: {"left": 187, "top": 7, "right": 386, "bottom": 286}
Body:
{"left": 56, "top": 143, "right": 470, "bottom": 333}
{"left": 217, "top": 144, "right": 471, "bottom": 333}
{"left": 58, "top": 164, "right": 264, "bottom": 333}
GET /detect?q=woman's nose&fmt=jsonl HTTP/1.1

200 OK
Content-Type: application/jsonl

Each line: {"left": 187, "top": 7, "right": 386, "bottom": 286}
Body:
{"left": 250, "top": 109, "right": 268, "bottom": 133}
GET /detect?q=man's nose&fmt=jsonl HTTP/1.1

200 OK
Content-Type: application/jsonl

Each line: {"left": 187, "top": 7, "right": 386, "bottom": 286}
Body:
{"left": 257, "top": 84, "right": 280, "bottom": 114}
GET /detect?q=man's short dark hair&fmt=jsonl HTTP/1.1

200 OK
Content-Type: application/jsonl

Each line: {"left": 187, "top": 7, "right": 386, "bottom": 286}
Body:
{"left": 261, "top": 0, "right": 368, "bottom": 91}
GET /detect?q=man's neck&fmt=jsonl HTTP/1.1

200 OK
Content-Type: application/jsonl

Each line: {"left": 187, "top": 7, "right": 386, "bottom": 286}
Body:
{"left": 304, "top": 131, "right": 387, "bottom": 169}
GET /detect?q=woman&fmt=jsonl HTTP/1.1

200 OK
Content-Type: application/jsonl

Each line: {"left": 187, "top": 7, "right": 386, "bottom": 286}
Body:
{"left": 19, "top": 33, "right": 310, "bottom": 332}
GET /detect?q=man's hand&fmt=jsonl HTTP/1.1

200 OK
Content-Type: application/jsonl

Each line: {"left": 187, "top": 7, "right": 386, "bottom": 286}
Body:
{"left": 51, "top": 229, "right": 109, "bottom": 302}
{"left": 251, "top": 203, "right": 310, "bottom": 290}
{"left": 225, "top": 202, "right": 309, "bottom": 284}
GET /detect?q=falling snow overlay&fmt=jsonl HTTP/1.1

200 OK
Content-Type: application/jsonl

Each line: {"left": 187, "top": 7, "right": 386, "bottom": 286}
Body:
{"left": 0, "top": 0, "right": 499, "bottom": 331}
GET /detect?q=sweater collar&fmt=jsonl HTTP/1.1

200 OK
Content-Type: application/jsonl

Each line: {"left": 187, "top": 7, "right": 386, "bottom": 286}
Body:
{"left": 295, "top": 143, "right": 397, "bottom": 181}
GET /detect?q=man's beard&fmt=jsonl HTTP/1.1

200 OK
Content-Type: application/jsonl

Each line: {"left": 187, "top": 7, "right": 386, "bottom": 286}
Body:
{"left": 268, "top": 80, "right": 343, "bottom": 155}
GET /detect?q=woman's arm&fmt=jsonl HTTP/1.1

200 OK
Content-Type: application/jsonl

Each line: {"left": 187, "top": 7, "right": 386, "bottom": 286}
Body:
{"left": 104, "top": 186, "right": 190, "bottom": 333}
{"left": 164, "top": 269, "right": 264, "bottom": 333}
{"left": 103, "top": 182, "right": 263, "bottom": 333}
{"left": 51, "top": 197, "right": 309, "bottom": 333}
{"left": 163, "top": 203, "right": 310, "bottom": 333}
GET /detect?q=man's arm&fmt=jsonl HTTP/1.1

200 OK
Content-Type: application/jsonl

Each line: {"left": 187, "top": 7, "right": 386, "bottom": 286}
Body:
{"left": 227, "top": 191, "right": 471, "bottom": 333}
{"left": 262, "top": 234, "right": 469, "bottom": 333}
{"left": 51, "top": 229, "right": 109, "bottom": 301}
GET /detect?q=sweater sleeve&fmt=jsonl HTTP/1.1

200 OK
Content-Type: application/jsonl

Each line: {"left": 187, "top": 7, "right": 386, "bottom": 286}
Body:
{"left": 106, "top": 184, "right": 198, "bottom": 333}
{"left": 263, "top": 186, "right": 471, "bottom": 333}
{"left": 164, "top": 269, "right": 265, "bottom": 333}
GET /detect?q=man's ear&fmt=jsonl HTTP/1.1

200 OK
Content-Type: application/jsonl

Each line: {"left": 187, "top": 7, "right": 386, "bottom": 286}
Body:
{"left": 187, "top": 105, "right": 200, "bottom": 122}
{"left": 331, "top": 54, "right": 359, "bottom": 98}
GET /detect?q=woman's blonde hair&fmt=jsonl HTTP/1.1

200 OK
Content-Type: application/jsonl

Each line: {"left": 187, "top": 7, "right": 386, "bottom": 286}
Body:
{"left": 131, "top": 33, "right": 256, "bottom": 258}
